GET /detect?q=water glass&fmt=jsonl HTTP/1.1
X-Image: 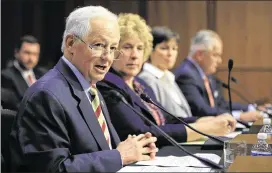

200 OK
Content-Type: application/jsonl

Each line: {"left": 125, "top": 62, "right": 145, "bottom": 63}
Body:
{"left": 223, "top": 140, "right": 247, "bottom": 170}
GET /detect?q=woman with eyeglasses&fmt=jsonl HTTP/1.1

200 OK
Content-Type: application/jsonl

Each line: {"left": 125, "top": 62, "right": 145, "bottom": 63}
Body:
{"left": 97, "top": 13, "right": 236, "bottom": 147}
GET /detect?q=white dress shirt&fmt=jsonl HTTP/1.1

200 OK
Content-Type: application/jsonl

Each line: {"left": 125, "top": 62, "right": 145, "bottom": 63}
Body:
{"left": 14, "top": 60, "right": 36, "bottom": 86}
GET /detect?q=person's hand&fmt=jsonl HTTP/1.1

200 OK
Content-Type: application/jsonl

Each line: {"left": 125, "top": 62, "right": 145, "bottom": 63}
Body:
{"left": 216, "top": 113, "right": 237, "bottom": 132}
{"left": 257, "top": 103, "right": 272, "bottom": 111}
{"left": 196, "top": 116, "right": 216, "bottom": 123}
{"left": 240, "top": 111, "right": 262, "bottom": 122}
{"left": 116, "top": 133, "right": 158, "bottom": 165}
{"left": 206, "top": 113, "right": 237, "bottom": 136}
{"left": 142, "top": 132, "right": 157, "bottom": 160}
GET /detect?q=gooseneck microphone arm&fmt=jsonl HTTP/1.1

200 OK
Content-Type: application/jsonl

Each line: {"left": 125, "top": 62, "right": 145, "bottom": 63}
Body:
{"left": 221, "top": 83, "right": 252, "bottom": 104}
{"left": 140, "top": 93, "right": 224, "bottom": 144}
{"left": 231, "top": 77, "right": 256, "bottom": 103}
{"left": 109, "top": 90, "right": 223, "bottom": 170}
{"left": 227, "top": 59, "right": 251, "bottom": 128}
{"left": 221, "top": 83, "right": 272, "bottom": 118}
{"left": 228, "top": 59, "right": 234, "bottom": 116}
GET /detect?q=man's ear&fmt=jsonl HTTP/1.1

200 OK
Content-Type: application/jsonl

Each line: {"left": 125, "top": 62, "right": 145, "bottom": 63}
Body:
{"left": 65, "top": 34, "right": 76, "bottom": 54}
{"left": 65, "top": 35, "right": 75, "bottom": 49}
{"left": 195, "top": 50, "right": 204, "bottom": 62}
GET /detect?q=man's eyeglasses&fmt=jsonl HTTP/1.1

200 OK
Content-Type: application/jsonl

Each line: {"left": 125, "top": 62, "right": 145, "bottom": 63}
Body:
{"left": 74, "top": 35, "right": 122, "bottom": 60}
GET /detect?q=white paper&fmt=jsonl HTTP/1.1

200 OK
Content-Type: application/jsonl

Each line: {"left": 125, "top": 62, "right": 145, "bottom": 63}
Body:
{"left": 118, "top": 165, "right": 211, "bottom": 172}
{"left": 135, "top": 153, "right": 220, "bottom": 168}
{"left": 236, "top": 122, "right": 247, "bottom": 129}
{"left": 224, "top": 131, "right": 242, "bottom": 138}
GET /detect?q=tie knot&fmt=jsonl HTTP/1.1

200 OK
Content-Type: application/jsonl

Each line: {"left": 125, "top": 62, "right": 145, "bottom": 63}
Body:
{"left": 203, "top": 76, "right": 209, "bottom": 82}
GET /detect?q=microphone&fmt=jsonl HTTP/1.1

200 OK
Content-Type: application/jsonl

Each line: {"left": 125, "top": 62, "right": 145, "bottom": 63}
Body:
{"left": 221, "top": 82, "right": 272, "bottom": 118}
{"left": 109, "top": 90, "right": 223, "bottom": 170}
{"left": 221, "top": 83, "right": 252, "bottom": 104}
{"left": 231, "top": 76, "right": 270, "bottom": 106}
{"left": 228, "top": 59, "right": 233, "bottom": 116}
{"left": 140, "top": 93, "right": 225, "bottom": 144}
{"left": 230, "top": 76, "right": 256, "bottom": 103}
{"left": 231, "top": 76, "right": 238, "bottom": 83}
{"left": 227, "top": 59, "right": 251, "bottom": 128}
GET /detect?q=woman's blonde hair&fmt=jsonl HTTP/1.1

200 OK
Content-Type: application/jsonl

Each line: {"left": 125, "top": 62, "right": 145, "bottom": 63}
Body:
{"left": 118, "top": 13, "right": 153, "bottom": 61}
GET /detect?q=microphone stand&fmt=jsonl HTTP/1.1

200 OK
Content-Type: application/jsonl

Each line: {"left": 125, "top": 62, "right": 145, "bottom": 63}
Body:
{"left": 228, "top": 59, "right": 233, "bottom": 117}
{"left": 227, "top": 59, "right": 251, "bottom": 128}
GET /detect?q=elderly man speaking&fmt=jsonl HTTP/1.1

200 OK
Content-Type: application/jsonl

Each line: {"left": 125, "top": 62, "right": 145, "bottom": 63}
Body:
{"left": 9, "top": 6, "right": 157, "bottom": 172}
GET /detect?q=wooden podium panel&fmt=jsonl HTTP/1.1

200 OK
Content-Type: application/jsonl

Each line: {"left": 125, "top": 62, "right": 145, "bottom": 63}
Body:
{"left": 231, "top": 134, "right": 272, "bottom": 144}
{"left": 227, "top": 156, "right": 272, "bottom": 172}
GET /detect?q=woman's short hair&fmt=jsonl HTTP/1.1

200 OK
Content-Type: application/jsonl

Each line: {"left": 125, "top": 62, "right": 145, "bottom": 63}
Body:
{"left": 118, "top": 13, "right": 153, "bottom": 61}
{"left": 152, "top": 26, "right": 180, "bottom": 49}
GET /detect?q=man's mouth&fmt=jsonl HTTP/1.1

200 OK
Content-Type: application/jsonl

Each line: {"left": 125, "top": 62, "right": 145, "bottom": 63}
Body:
{"left": 94, "top": 65, "right": 107, "bottom": 71}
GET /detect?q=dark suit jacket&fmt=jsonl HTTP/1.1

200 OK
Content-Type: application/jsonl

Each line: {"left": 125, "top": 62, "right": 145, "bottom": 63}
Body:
{"left": 1, "top": 87, "right": 19, "bottom": 110}
{"left": 97, "top": 68, "right": 190, "bottom": 147}
{"left": 174, "top": 59, "right": 249, "bottom": 117}
{"left": 9, "top": 59, "right": 122, "bottom": 172}
{"left": 1, "top": 64, "right": 46, "bottom": 110}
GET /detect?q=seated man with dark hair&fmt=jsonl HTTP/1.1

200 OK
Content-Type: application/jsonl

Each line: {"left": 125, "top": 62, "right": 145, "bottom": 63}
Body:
{"left": 2, "top": 35, "right": 46, "bottom": 110}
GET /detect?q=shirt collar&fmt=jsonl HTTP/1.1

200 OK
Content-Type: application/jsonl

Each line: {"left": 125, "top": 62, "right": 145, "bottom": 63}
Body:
{"left": 13, "top": 60, "right": 33, "bottom": 75}
{"left": 142, "top": 62, "right": 165, "bottom": 79}
{"left": 61, "top": 56, "right": 91, "bottom": 92}
{"left": 187, "top": 57, "right": 206, "bottom": 79}
{"left": 143, "top": 62, "right": 175, "bottom": 82}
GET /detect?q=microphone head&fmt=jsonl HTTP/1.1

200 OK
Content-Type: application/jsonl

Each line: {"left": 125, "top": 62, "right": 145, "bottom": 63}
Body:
{"left": 140, "top": 93, "right": 151, "bottom": 103}
{"left": 221, "top": 83, "right": 228, "bottom": 89}
{"left": 228, "top": 59, "right": 234, "bottom": 71}
{"left": 231, "top": 76, "right": 238, "bottom": 83}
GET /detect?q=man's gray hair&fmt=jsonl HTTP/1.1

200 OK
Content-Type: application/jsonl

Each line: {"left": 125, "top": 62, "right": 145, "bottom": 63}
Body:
{"left": 61, "top": 6, "right": 118, "bottom": 52}
{"left": 189, "top": 30, "right": 221, "bottom": 55}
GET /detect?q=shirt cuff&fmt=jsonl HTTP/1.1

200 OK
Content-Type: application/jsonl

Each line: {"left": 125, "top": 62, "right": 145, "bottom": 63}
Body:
{"left": 232, "top": 111, "right": 242, "bottom": 120}
{"left": 248, "top": 104, "right": 256, "bottom": 111}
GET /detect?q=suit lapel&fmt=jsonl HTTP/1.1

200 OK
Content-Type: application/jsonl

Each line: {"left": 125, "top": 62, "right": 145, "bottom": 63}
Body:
{"left": 187, "top": 60, "right": 213, "bottom": 102}
{"left": 78, "top": 94, "right": 110, "bottom": 150}
{"left": 104, "top": 72, "right": 157, "bottom": 124}
{"left": 11, "top": 67, "right": 28, "bottom": 98}
{"left": 56, "top": 59, "right": 110, "bottom": 150}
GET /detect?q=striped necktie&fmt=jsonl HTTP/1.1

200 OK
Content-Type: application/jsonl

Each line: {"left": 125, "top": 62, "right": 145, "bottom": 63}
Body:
{"left": 203, "top": 76, "right": 215, "bottom": 107}
{"left": 89, "top": 85, "right": 112, "bottom": 149}
{"left": 133, "top": 80, "right": 165, "bottom": 125}
{"left": 27, "top": 74, "right": 35, "bottom": 86}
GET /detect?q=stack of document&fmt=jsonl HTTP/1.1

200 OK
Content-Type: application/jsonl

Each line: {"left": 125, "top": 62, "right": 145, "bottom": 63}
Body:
{"left": 118, "top": 153, "right": 221, "bottom": 172}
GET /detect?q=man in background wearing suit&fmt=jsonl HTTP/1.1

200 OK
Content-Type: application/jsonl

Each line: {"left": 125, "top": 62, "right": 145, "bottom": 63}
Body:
{"left": 9, "top": 6, "right": 157, "bottom": 172}
{"left": 175, "top": 30, "right": 262, "bottom": 122}
{"left": 1, "top": 35, "right": 46, "bottom": 110}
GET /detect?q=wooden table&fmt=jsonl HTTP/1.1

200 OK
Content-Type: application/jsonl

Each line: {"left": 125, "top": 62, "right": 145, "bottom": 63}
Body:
{"left": 228, "top": 156, "right": 272, "bottom": 172}
{"left": 227, "top": 120, "right": 272, "bottom": 172}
